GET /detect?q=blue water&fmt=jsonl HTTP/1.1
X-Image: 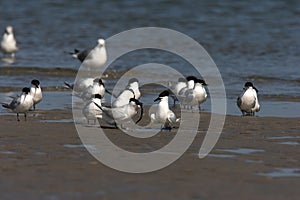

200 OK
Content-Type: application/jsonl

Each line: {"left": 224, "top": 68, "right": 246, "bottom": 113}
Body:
{"left": 0, "top": 0, "right": 299, "bottom": 117}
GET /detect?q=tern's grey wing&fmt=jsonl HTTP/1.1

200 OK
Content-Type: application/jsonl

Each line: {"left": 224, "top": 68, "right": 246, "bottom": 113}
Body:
{"left": 111, "top": 108, "right": 128, "bottom": 121}
{"left": 9, "top": 96, "right": 20, "bottom": 110}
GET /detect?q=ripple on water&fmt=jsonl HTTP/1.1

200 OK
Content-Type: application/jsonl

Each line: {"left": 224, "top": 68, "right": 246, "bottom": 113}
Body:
{"left": 40, "top": 119, "right": 74, "bottom": 123}
{"left": 268, "top": 136, "right": 300, "bottom": 140}
{"left": 207, "top": 154, "right": 237, "bottom": 159}
{"left": 257, "top": 168, "right": 300, "bottom": 178}
{"left": 0, "top": 151, "right": 17, "bottom": 155}
{"left": 278, "top": 141, "right": 299, "bottom": 146}
{"left": 63, "top": 144, "right": 97, "bottom": 150}
{"left": 218, "top": 148, "right": 265, "bottom": 155}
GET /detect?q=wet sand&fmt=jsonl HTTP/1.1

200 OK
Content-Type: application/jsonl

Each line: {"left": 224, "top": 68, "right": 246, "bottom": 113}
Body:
{"left": 0, "top": 109, "right": 299, "bottom": 200}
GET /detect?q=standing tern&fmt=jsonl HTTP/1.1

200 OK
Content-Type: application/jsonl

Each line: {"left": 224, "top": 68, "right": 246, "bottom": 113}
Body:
{"left": 82, "top": 94, "right": 103, "bottom": 124}
{"left": 237, "top": 82, "right": 260, "bottom": 116}
{"left": 30, "top": 79, "right": 42, "bottom": 110}
{"left": 112, "top": 78, "right": 141, "bottom": 108}
{"left": 1, "top": 87, "right": 34, "bottom": 121}
{"left": 150, "top": 90, "right": 180, "bottom": 130}
{"left": 183, "top": 79, "right": 207, "bottom": 111}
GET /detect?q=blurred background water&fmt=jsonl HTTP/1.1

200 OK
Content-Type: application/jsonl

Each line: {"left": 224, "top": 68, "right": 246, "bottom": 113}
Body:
{"left": 0, "top": 0, "right": 299, "bottom": 117}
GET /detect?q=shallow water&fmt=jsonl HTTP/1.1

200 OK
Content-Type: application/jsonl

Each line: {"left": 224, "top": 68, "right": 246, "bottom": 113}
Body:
{"left": 218, "top": 148, "right": 265, "bottom": 155}
{"left": 257, "top": 168, "right": 300, "bottom": 178}
{"left": 0, "top": 1, "right": 299, "bottom": 117}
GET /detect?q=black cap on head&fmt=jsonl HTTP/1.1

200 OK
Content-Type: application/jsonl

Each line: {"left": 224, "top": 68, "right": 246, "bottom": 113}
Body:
{"left": 129, "top": 98, "right": 143, "bottom": 106}
{"left": 31, "top": 79, "right": 40, "bottom": 86}
{"left": 93, "top": 94, "right": 102, "bottom": 99}
{"left": 159, "top": 90, "right": 169, "bottom": 97}
{"left": 197, "top": 79, "right": 207, "bottom": 85}
{"left": 154, "top": 90, "right": 169, "bottom": 102}
{"left": 244, "top": 82, "right": 258, "bottom": 92}
{"left": 128, "top": 78, "right": 139, "bottom": 84}
{"left": 244, "top": 82, "right": 254, "bottom": 87}
{"left": 186, "top": 76, "right": 197, "bottom": 81}
{"left": 22, "top": 87, "right": 30, "bottom": 94}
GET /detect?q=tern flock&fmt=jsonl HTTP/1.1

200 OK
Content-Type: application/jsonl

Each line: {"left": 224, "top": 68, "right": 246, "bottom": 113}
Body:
{"left": 1, "top": 26, "right": 260, "bottom": 126}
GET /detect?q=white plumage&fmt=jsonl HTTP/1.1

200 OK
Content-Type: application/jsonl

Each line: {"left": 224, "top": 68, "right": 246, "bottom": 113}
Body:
{"left": 237, "top": 82, "right": 260, "bottom": 116}
{"left": 95, "top": 98, "right": 143, "bottom": 128}
{"left": 1, "top": 87, "right": 34, "bottom": 121}
{"left": 150, "top": 90, "right": 180, "bottom": 130}
{"left": 82, "top": 94, "right": 103, "bottom": 124}
{"left": 1, "top": 26, "right": 18, "bottom": 57}
{"left": 30, "top": 79, "right": 43, "bottom": 110}
{"left": 82, "top": 39, "right": 107, "bottom": 69}
{"left": 112, "top": 78, "right": 141, "bottom": 108}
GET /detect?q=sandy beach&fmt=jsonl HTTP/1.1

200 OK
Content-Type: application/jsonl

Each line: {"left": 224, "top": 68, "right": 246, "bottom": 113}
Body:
{"left": 0, "top": 108, "right": 299, "bottom": 200}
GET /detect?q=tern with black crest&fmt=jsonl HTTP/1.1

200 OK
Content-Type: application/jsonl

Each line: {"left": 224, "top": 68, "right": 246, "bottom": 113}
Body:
{"left": 150, "top": 90, "right": 180, "bottom": 130}
{"left": 237, "top": 82, "right": 260, "bottom": 116}
{"left": 1, "top": 87, "right": 34, "bottom": 121}
{"left": 112, "top": 78, "right": 141, "bottom": 108}
{"left": 94, "top": 98, "right": 143, "bottom": 128}
{"left": 30, "top": 79, "right": 43, "bottom": 110}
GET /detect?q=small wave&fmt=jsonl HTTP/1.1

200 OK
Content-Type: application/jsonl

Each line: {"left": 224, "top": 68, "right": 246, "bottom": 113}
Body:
{"left": 0, "top": 66, "right": 78, "bottom": 77}
{"left": 244, "top": 75, "right": 300, "bottom": 84}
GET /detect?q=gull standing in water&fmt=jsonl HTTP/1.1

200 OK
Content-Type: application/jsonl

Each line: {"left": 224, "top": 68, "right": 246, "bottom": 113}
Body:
{"left": 112, "top": 78, "right": 141, "bottom": 108}
{"left": 30, "top": 79, "right": 42, "bottom": 110}
{"left": 82, "top": 38, "right": 107, "bottom": 69}
{"left": 1, "top": 87, "right": 34, "bottom": 121}
{"left": 150, "top": 90, "right": 180, "bottom": 130}
{"left": 94, "top": 98, "right": 143, "bottom": 128}
{"left": 1, "top": 26, "right": 18, "bottom": 58}
{"left": 82, "top": 94, "right": 103, "bottom": 124}
{"left": 237, "top": 82, "right": 260, "bottom": 116}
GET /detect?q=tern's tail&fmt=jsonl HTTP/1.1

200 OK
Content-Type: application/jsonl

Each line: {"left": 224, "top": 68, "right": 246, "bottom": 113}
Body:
{"left": 1, "top": 103, "right": 9, "bottom": 109}
{"left": 67, "top": 49, "right": 80, "bottom": 58}
{"left": 64, "top": 81, "right": 73, "bottom": 89}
